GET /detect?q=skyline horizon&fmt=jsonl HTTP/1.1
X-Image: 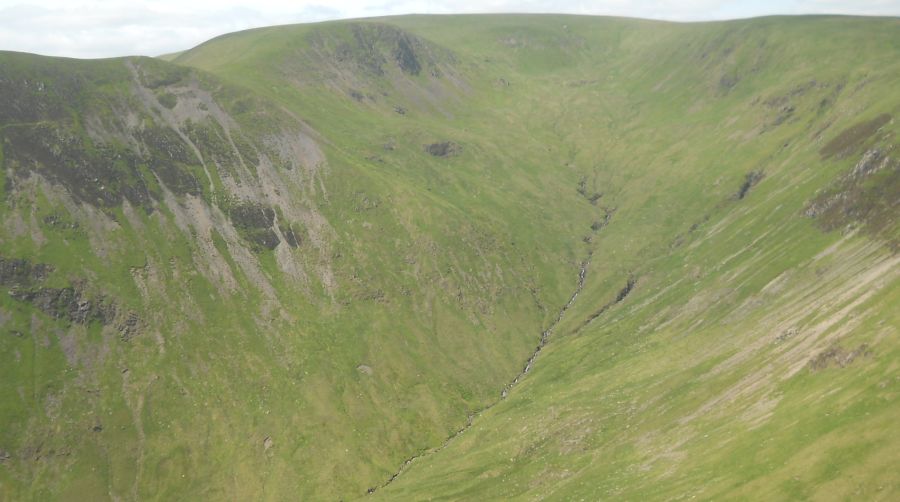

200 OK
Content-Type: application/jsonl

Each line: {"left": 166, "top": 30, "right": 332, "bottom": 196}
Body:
{"left": 1, "top": 0, "right": 899, "bottom": 59}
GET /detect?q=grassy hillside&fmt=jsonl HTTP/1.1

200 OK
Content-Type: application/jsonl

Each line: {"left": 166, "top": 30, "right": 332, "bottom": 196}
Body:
{"left": 1, "top": 14, "right": 898, "bottom": 501}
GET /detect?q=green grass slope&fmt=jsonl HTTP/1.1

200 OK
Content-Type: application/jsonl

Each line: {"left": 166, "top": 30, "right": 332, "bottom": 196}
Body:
{"left": 0, "top": 24, "right": 594, "bottom": 501}
{"left": 1, "top": 13, "right": 898, "bottom": 501}
{"left": 354, "top": 15, "right": 899, "bottom": 500}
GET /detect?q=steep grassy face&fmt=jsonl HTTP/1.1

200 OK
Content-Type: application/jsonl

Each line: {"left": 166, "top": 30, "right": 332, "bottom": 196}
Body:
{"left": 2, "top": 14, "right": 899, "bottom": 501}
{"left": 0, "top": 25, "right": 591, "bottom": 501}
{"left": 353, "top": 15, "right": 900, "bottom": 500}
{"left": 0, "top": 52, "right": 348, "bottom": 499}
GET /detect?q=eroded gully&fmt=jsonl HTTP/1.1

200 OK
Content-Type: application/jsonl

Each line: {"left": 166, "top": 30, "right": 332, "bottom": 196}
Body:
{"left": 366, "top": 252, "right": 593, "bottom": 495}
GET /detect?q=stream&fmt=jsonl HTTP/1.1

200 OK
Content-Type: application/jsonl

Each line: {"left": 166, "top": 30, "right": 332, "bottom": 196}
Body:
{"left": 366, "top": 253, "right": 592, "bottom": 495}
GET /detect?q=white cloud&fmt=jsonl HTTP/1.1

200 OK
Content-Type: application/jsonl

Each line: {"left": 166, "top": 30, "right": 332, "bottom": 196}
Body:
{"left": 0, "top": 0, "right": 897, "bottom": 58}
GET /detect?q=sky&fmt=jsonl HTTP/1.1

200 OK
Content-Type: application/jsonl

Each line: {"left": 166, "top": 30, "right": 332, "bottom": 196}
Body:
{"left": 1, "top": 0, "right": 898, "bottom": 59}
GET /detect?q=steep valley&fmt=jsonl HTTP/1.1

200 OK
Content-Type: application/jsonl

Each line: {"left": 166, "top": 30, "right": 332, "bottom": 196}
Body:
{"left": 0, "top": 14, "right": 898, "bottom": 501}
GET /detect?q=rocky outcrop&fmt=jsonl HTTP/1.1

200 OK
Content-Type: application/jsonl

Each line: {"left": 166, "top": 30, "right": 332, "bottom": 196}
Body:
{"left": 0, "top": 257, "right": 53, "bottom": 287}
{"left": 735, "top": 170, "right": 765, "bottom": 200}
{"left": 805, "top": 147, "right": 898, "bottom": 246}
{"left": 9, "top": 287, "right": 115, "bottom": 325}
{"left": 393, "top": 34, "right": 422, "bottom": 75}
{"left": 808, "top": 344, "right": 871, "bottom": 371}
{"left": 309, "top": 23, "right": 455, "bottom": 79}
{"left": 575, "top": 275, "right": 637, "bottom": 332}
{"left": 425, "top": 141, "right": 461, "bottom": 157}
{"left": 228, "top": 201, "right": 280, "bottom": 251}
{"left": 1, "top": 256, "right": 138, "bottom": 337}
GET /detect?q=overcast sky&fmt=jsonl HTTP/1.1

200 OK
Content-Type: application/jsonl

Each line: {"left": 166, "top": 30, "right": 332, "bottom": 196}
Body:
{"left": 1, "top": 0, "right": 898, "bottom": 59}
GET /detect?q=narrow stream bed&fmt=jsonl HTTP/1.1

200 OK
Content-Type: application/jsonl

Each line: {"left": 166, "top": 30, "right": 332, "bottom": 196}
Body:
{"left": 366, "top": 254, "right": 592, "bottom": 495}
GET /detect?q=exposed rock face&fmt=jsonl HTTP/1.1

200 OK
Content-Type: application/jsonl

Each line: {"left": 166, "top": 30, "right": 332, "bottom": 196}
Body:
{"left": 279, "top": 223, "right": 301, "bottom": 248}
{"left": 300, "top": 22, "right": 466, "bottom": 117}
{"left": 229, "top": 201, "right": 280, "bottom": 251}
{"left": 0, "top": 258, "right": 53, "bottom": 286}
{"left": 118, "top": 311, "right": 141, "bottom": 341}
{"left": 1, "top": 53, "right": 335, "bottom": 309}
{"left": 805, "top": 147, "right": 898, "bottom": 246}
{"left": 576, "top": 275, "right": 637, "bottom": 331}
{"left": 425, "top": 141, "right": 461, "bottom": 157}
{"left": 3, "top": 124, "right": 158, "bottom": 210}
{"left": 2, "top": 258, "right": 144, "bottom": 352}
{"left": 394, "top": 34, "right": 422, "bottom": 75}
{"left": 0, "top": 257, "right": 132, "bottom": 331}
{"left": 735, "top": 170, "right": 765, "bottom": 200}
{"left": 309, "top": 23, "right": 453, "bottom": 78}
{"left": 1, "top": 257, "right": 113, "bottom": 325}
{"left": 9, "top": 287, "right": 115, "bottom": 325}
{"left": 848, "top": 148, "right": 890, "bottom": 179}
{"left": 808, "top": 344, "right": 871, "bottom": 371}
